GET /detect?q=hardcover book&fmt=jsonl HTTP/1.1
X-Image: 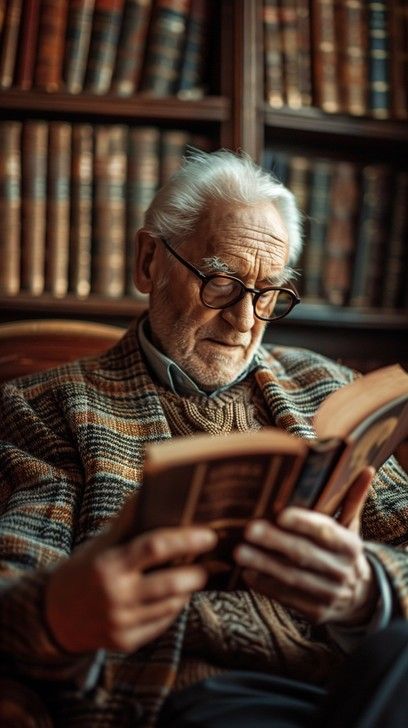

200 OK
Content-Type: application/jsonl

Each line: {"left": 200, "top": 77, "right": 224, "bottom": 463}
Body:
{"left": 134, "top": 365, "right": 408, "bottom": 589}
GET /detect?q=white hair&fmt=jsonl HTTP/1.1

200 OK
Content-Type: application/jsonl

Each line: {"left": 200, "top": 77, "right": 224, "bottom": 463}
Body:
{"left": 143, "top": 149, "right": 303, "bottom": 266}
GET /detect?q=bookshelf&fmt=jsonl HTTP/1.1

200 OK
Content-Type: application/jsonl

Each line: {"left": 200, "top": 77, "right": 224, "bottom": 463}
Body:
{"left": 0, "top": 0, "right": 407, "bottom": 371}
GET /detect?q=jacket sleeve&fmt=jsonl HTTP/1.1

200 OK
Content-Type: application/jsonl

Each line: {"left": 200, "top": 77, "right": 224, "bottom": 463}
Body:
{"left": 362, "top": 455, "right": 408, "bottom": 617}
{"left": 0, "top": 377, "right": 98, "bottom": 682}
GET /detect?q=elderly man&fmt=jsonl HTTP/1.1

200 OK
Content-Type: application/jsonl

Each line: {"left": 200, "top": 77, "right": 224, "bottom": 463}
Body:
{"left": 0, "top": 150, "right": 407, "bottom": 727}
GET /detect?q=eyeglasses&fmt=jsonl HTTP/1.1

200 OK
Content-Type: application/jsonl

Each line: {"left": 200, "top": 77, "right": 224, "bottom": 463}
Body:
{"left": 160, "top": 237, "right": 300, "bottom": 322}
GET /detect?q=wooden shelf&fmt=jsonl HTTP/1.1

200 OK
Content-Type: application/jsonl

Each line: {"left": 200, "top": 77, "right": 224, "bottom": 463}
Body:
{"left": 0, "top": 90, "right": 230, "bottom": 122}
{"left": 286, "top": 303, "right": 408, "bottom": 330}
{"left": 263, "top": 106, "right": 408, "bottom": 145}
{"left": 0, "top": 294, "right": 147, "bottom": 322}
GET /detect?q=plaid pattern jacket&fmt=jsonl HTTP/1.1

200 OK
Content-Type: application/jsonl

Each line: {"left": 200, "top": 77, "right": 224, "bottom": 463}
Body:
{"left": 0, "top": 323, "right": 407, "bottom": 726}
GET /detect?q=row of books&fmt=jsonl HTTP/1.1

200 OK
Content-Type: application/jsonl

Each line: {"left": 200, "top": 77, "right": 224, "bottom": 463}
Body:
{"left": 0, "top": 120, "right": 211, "bottom": 299}
{"left": 0, "top": 0, "right": 212, "bottom": 97}
{"left": 263, "top": 0, "right": 408, "bottom": 119}
{"left": 263, "top": 148, "right": 408, "bottom": 310}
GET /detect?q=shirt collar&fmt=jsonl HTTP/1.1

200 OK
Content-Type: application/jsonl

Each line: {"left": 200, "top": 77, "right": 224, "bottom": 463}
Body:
{"left": 137, "top": 315, "right": 262, "bottom": 398}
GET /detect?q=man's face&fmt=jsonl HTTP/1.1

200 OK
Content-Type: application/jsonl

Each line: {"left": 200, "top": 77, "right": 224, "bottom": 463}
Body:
{"left": 148, "top": 200, "right": 289, "bottom": 390}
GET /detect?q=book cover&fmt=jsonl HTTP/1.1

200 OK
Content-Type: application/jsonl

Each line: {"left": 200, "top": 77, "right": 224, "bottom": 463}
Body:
{"left": 34, "top": 0, "right": 69, "bottom": 92}
{"left": 367, "top": 0, "right": 390, "bottom": 119}
{"left": 110, "top": 0, "right": 153, "bottom": 96}
{"left": 177, "top": 0, "right": 210, "bottom": 99}
{"left": 140, "top": 0, "right": 191, "bottom": 96}
{"left": 126, "top": 125, "right": 160, "bottom": 295}
{"left": 301, "top": 158, "right": 332, "bottom": 301}
{"left": 0, "top": 0, "right": 22, "bottom": 89}
{"left": 350, "top": 164, "right": 393, "bottom": 308}
{"left": 263, "top": 0, "right": 284, "bottom": 108}
{"left": 21, "top": 121, "right": 48, "bottom": 296}
{"left": 69, "top": 123, "right": 94, "bottom": 298}
{"left": 0, "top": 121, "right": 22, "bottom": 295}
{"left": 134, "top": 365, "right": 408, "bottom": 589}
{"left": 45, "top": 122, "right": 72, "bottom": 298}
{"left": 85, "top": 0, "right": 125, "bottom": 94}
{"left": 93, "top": 124, "right": 127, "bottom": 297}
{"left": 14, "top": 0, "right": 40, "bottom": 90}
{"left": 323, "top": 161, "right": 359, "bottom": 306}
{"left": 337, "top": 0, "right": 368, "bottom": 116}
{"left": 311, "top": 0, "right": 340, "bottom": 113}
{"left": 63, "top": 0, "right": 96, "bottom": 94}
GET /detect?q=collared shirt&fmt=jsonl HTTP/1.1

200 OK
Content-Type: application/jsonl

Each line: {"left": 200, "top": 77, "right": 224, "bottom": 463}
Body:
{"left": 137, "top": 315, "right": 263, "bottom": 398}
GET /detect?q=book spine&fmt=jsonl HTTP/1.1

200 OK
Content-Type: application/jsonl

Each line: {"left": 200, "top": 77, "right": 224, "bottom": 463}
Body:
{"left": 281, "top": 0, "right": 302, "bottom": 109}
{"left": 262, "top": 148, "right": 290, "bottom": 186}
{"left": 349, "top": 164, "right": 392, "bottom": 308}
{"left": 177, "top": 0, "right": 209, "bottom": 99}
{"left": 323, "top": 161, "right": 359, "bottom": 306}
{"left": 0, "top": 0, "right": 7, "bottom": 37}
{"left": 14, "top": 0, "right": 41, "bottom": 90}
{"left": 381, "top": 171, "right": 408, "bottom": 309}
{"left": 287, "top": 154, "right": 311, "bottom": 221}
{"left": 0, "top": 121, "right": 22, "bottom": 295}
{"left": 126, "top": 125, "right": 160, "bottom": 295}
{"left": 34, "top": 0, "right": 69, "bottom": 92}
{"left": 84, "top": 0, "right": 125, "bottom": 94}
{"left": 389, "top": 0, "right": 408, "bottom": 120}
{"left": 337, "top": 0, "right": 368, "bottom": 116}
{"left": 63, "top": 0, "right": 96, "bottom": 94}
{"left": 21, "top": 121, "right": 48, "bottom": 296}
{"left": 69, "top": 124, "right": 94, "bottom": 297}
{"left": 367, "top": 0, "right": 390, "bottom": 119}
{"left": 110, "top": 0, "right": 153, "bottom": 95}
{"left": 45, "top": 122, "right": 72, "bottom": 297}
{"left": 140, "top": 0, "right": 191, "bottom": 96}
{"left": 263, "top": 0, "right": 284, "bottom": 108}
{"left": 295, "top": 0, "right": 312, "bottom": 107}
{"left": 159, "top": 128, "right": 190, "bottom": 184}
{"left": 301, "top": 158, "right": 332, "bottom": 301}
{"left": 93, "top": 125, "right": 127, "bottom": 297}
{"left": 0, "top": 0, "right": 23, "bottom": 89}
{"left": 311, "top": 0, "right": 340, "bottom": 113}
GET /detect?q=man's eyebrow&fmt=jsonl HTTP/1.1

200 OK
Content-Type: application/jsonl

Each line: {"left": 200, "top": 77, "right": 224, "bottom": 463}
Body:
{"left": 201, "top": 256, "right": 297, "bottom": 287}
{"left": 201, "top": 256, "right": 236, "bottom": 275}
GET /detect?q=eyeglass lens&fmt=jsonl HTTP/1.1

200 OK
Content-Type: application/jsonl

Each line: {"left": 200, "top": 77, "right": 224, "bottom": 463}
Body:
{"left": 202, "top": 277, "right": 293, "bottom": 320}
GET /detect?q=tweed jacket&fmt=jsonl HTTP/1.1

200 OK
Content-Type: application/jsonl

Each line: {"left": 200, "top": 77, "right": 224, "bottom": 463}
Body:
{"left": 0, "top": 322, "right": 407, "bottom": 727}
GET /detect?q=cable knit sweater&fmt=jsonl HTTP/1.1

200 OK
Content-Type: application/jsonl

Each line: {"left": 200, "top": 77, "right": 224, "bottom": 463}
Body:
{"left": 0, "top": 321, "right": 407, "bottom": 727}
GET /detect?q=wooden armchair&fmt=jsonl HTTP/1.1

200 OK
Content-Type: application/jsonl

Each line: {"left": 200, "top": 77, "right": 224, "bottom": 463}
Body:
{"left": 0, "top": 319, "right": 125, "bottom": 724}
{"left": 0, "top": 319, "right": 124, "bottom": 382}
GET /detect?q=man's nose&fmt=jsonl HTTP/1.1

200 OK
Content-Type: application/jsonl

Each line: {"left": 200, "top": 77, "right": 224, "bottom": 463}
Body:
{"left": 221, "top": 293, "right": 256, "bottom": 332}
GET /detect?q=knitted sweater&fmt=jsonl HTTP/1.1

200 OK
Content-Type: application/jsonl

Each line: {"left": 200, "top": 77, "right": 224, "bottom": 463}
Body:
{"left": 0, "top": 322, "right": 407, "bottom": 727}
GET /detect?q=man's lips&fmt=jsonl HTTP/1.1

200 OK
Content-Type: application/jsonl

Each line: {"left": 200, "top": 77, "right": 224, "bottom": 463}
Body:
{"left": 204, "top": 338, "right": 246, "bottom": 348}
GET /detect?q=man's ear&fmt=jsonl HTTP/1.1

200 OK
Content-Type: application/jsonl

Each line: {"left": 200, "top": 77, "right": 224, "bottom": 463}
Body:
{"left": 133, "top": 230, "right": 159, "bottom": 293}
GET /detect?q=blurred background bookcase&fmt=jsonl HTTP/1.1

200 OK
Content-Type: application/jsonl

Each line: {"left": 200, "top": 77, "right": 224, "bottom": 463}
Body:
{"left": 0, "top": 0, "right": 407, "bottom": 371}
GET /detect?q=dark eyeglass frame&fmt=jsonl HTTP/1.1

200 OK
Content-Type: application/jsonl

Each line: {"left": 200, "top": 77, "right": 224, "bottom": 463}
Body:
{"left": 160, "top": 237, "right": 300, "bottom": 322}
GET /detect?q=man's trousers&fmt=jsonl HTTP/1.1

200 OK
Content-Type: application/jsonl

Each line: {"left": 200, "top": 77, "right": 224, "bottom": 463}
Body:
{"left": 158, "top": 620, "right": 408, "bottom": 727}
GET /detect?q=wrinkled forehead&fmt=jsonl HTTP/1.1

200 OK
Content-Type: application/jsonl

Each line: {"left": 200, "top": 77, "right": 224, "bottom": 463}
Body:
{"left": 194, "top": 200, "right": 289, "bottom": 262}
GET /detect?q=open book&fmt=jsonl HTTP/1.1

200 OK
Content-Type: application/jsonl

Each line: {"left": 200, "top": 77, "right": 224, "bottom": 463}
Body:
{"left": 135, "top": 365, "right": 408, "bottom": 589}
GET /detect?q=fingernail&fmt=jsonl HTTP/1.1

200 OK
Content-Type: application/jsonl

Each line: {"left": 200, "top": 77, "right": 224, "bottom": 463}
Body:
{"left": 247, "top": 521, "right": 266, "bottom": 540}
{"left": 236, "top": 545, "right": 256, "bottom": 564}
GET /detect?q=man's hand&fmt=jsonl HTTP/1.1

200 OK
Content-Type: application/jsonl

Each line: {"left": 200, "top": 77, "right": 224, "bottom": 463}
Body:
{"left": 234, "top": 467, "right": 378, "bottom": 625}
{"left": 45, "top": 498, "right": 217, "bottom": 654}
